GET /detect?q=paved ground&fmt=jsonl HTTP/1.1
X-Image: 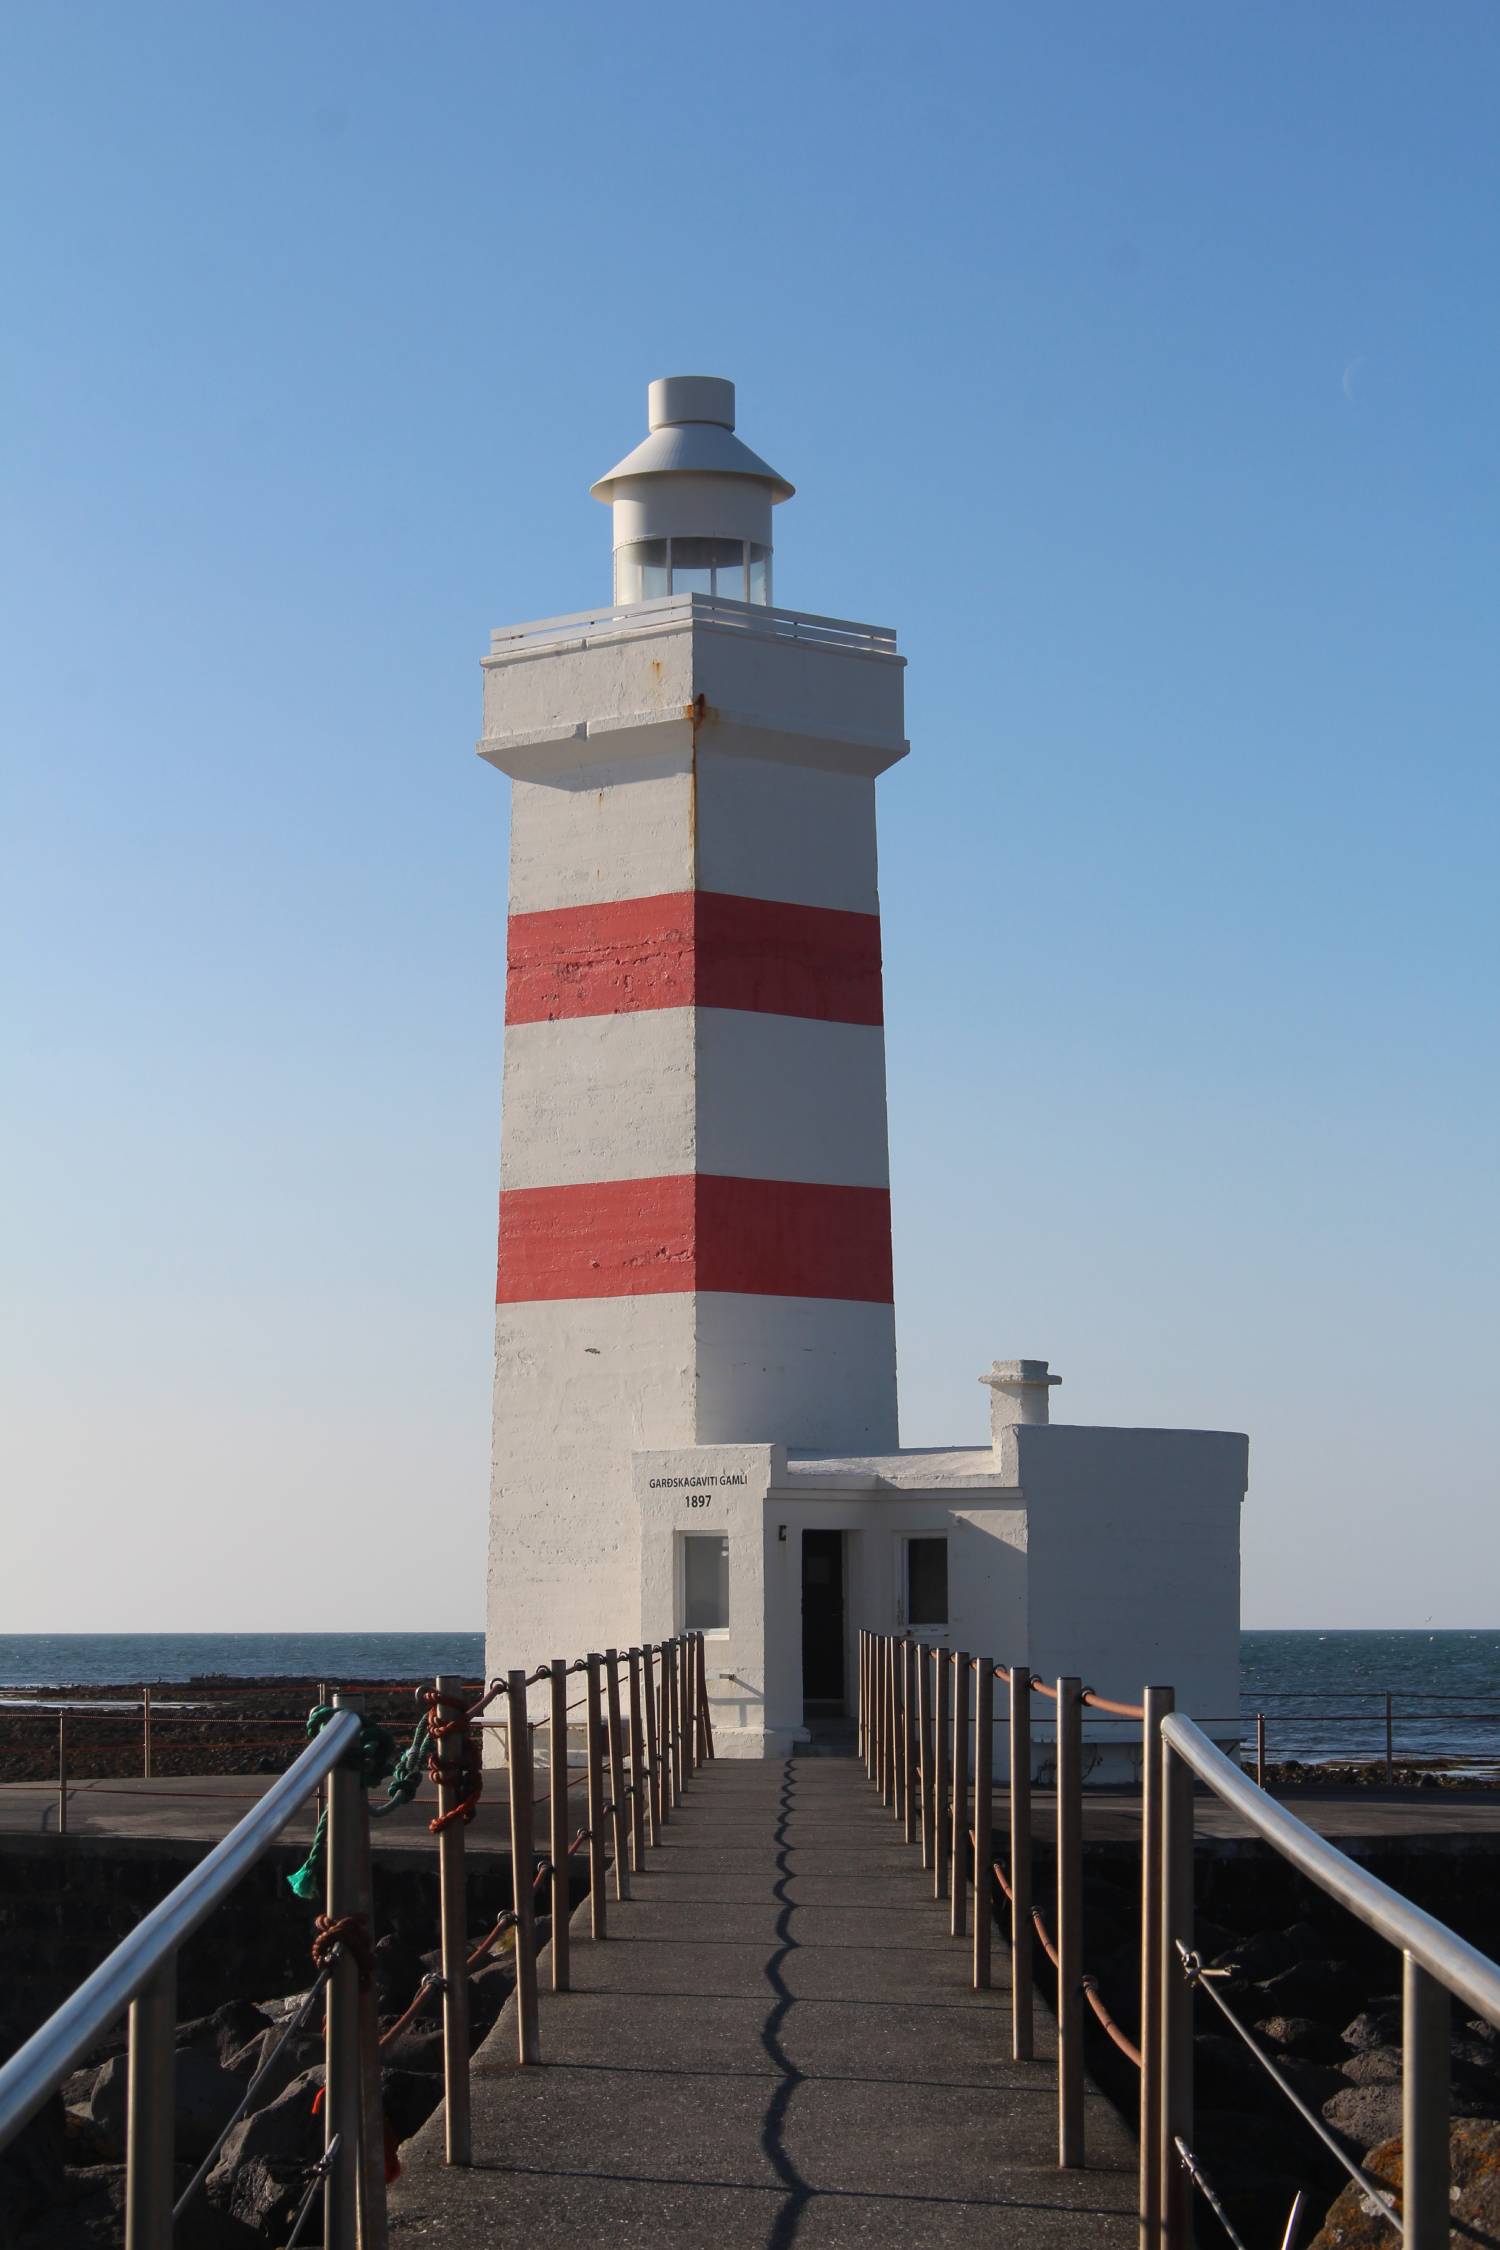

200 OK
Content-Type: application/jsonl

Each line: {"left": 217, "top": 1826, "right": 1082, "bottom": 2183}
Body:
{"left": 5, "top": 1768, "right": 1499, "bottom": 1848}
{"left": 387, "top": 1756, "right": 1138, "bottom": 2249}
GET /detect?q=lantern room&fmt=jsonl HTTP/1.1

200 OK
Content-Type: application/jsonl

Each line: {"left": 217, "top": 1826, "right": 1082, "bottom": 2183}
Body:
{"left": 590, "top": 374, "right": 793, "bottom": 607}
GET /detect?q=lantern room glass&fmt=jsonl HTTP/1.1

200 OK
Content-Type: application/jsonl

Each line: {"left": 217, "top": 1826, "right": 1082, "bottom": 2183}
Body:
{"left": 614, "top": 537, "right": 772, "bottom": 607}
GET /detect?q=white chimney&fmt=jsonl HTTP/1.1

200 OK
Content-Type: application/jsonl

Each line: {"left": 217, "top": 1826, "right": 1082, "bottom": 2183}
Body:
{"left": 981, "top": 1359, "right": 1061, "bottom": 1452}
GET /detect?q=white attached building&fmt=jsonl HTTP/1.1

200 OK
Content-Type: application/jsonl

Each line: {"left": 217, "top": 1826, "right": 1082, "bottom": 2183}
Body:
{"left": 481, "top": 376, "right": 1247, "bottom": 1769}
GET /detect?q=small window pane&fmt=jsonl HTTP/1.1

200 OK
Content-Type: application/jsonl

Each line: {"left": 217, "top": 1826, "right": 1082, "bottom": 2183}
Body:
{"left": 669, "top": 536, "right": 714, "bottom": 598}
{"left": 906, "top": 1538, "right": 948, "bottom": 1627}
{"left": 749, "top": 545, "right": 771, "bottom": 605}
{"left": 615, "top": 540, "right": 667, "bottom": 603}
{"left": 684, "top": 1534, "right": 729, "bottom": 1631}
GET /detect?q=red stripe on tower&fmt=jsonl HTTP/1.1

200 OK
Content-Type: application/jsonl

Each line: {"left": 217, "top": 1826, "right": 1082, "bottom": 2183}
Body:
{"left": 496, "top": 1175, "right": 894, "bottom": 1305}
{"left": 505, "top": 891, "right": 883, "bottom": 1027}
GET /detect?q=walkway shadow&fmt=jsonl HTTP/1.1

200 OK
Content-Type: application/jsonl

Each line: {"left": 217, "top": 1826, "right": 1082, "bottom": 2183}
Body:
{"left": 759, "top": 1757, "right": 813, "bottom": 2249}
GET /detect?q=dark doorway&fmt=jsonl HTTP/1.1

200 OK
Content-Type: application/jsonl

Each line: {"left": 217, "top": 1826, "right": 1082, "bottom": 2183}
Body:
{"left": 801, "top": 1530, "right": 846, "bottom": 1709}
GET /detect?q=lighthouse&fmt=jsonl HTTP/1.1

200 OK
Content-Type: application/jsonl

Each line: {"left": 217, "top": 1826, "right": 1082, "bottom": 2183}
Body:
{"left": 481, "top": 376, "right": 1248, "bottom": 1763}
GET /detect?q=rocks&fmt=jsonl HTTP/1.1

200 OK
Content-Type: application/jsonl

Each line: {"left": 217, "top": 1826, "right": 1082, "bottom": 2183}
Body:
{"left": 178, "top": 2000, "right": 270, "bottom": 2069}
{"left": 1212, "top": 1922, "right": 1326, "bottom": 1985}
{"left": 1322, "top": 2082, "right": 1406, "bottom": 2151}
{"left": 1341, "top": 2044, "right": 1402, "bottom": 2086}
{"left": 89, "top": 2044, "right": 245, "bottom": 2164}
{"left": 1342, "top": 2006, "right": 1400, "bottom": 2052}
{"left": 381, "top": 2063, "right": 445, "bottom": 2146}
{"left": 1255, "top": 2013, "right": 1346, "bottom": 2064}
{"left": 204, "top": 2068, "right": 323, "bottom": 2230}
{"left": 1309, "top": 2117, "right": 1500, "bottom": 2248}
{"left": 224, "top": 2023, "right": 324, "bottom": 2114}
{"left": 1254, "top": 1958, "right": 1366, "bottom": 2021}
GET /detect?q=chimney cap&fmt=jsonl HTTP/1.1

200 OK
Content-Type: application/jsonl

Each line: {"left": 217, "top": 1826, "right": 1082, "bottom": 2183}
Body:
{"left": 591, "top": 374, "right": 794, "bottom": 505}
{"left": 981, "top": 1360, "right": 1062, "bottom": 1391}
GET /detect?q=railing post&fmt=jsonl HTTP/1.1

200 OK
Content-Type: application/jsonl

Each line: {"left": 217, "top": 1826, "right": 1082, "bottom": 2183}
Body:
{"left": 1057, "top": 1676, "right": 1084, "bottom": 2168}
{"left": 642, "top": 1643, "right": 662, "bottom": 1840}
{"left": 667, "top": 1640, "right": 683, "bottom": 1808}
{"left": 1403, "top": 1951, "right": 1450, "bottom": 2250}
{"left": 972, "top": 1659, "right": 993, "bottom": 1990}
{"left": 548, "top": 1659, "right": 570, "bottom": 1993}
{"left": 56, "top": 1713, "right": 67, "bottom": 1837}
{"left": 506, "top": 1669, "right": 540, "bottom": 2064}
{"left": 353, "top": 1741, "right": 388, "bottom": 2250}
{"left": 605, "top": 1649, "right": 630, "bottom": 1902}
{"left": 859, "top": 1631, "right": 869, "bottom": 1771}
{"left": 585, "top": 1654, "right": 608, "bottom": 1939}
{"left": 1009, "top": 1665, "right": 1033, "bottom": 2060}
{"left": 324, "top": 1695, "right": 365, "bottom": 2250}
{"left": 902, "top": 1640, "right": 917, "bottom": 1845}
{"left": 696, "top": 1632, "right": 715, "bottom": 1760}
{"left": 890, "top": 1636, "right": 903, "bottom": 1823}
{"left": 951, "top": 1652, "right": 969, "bottom": 1940}
{"left": 627, "top": 1649, "right": 647, "bottom": 1871}
{"left": 124, "top": 1956, "right": 176, "bottom": 2250}
{"left": 142, "top": 1685, "right": 153, "bottom": 1781}
{"left": 1161, "top": 1735, "right": 1195, "bottom": 2250}
{"left": 879, "top": 1636, "right": 893, "bottom": 1806}
{"left": 682, "top": 1636, "right": 697, "bottom": 1781}
{"left": 1386, "top": 1692, "right": 1395, "bottom": 1786}
{"left": 933, "top": 1645, "right": 950, "bottom": 1902}
{"left": 1255, "top": 1711, "right": 1265, "bottom": 1790}
{"left": 432, "top": 1675, "right": 472, "bottom": 2163}
{"left": 917, "top": 1642, "right": 933, "bottom": 1869}
{"left": 1139, "top": 1686, "right": 1173, "bottom": 2250}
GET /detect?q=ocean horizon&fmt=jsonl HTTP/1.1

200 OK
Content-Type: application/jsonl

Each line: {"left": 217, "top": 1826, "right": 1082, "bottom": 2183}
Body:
{"left": 2, "top": 1627, "right": 1499, "bottom": 1766}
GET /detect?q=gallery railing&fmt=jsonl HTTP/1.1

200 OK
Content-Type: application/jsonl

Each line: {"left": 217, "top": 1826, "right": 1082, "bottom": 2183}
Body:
{"left": 857, "top": 1629, "right": 1500, "bottom": 2250}
{"left": 0, "top": 1636, "right": 713, "bottom": 2249}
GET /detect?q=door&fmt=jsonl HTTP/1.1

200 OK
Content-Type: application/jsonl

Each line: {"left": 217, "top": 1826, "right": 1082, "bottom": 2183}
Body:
{"left": 801, "top": 1529, "right": 846, "bottom": 1709}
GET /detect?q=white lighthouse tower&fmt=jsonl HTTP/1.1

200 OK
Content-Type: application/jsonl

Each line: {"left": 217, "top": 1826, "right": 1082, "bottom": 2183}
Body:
{"left": 481, "top": 376, "right": 1248, "bottom": 1763}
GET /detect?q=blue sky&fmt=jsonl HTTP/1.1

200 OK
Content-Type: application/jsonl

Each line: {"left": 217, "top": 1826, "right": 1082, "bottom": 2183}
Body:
{"left": 3, "top": 2, "right": 1495, "bottom": 1631}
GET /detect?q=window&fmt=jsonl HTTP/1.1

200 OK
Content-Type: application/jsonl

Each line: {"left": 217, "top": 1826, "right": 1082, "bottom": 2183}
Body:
{"left": 612, "top": 537, "right": 768, "bottom": 607}
{"left": 683, "top": 1534, "right": 729, "bottom": 1632}
{"left": 902, "top": 1537, "right": 948, "bottom": 1628}
{"left": 614, "top": 539, "right": 668, "bottom": 603}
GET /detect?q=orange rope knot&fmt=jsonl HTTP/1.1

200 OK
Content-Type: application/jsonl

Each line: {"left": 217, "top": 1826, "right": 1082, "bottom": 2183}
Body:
{"left": 311, "top": 1911, "right": 374, "bottom": 1987}
{"left": 422, "top": 1686, "right": 483, "bottom": 1832}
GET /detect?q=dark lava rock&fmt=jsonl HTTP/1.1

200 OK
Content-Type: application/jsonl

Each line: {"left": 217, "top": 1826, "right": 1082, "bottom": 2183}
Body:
{"left": 1342, "top": 2005, "right": 1400, "bottom": 2052}
{"left": 207, "top": 2151, "right": 313, "bottom": 2240}
{"left": 1256, "top": 2013, "right": 1346, "bottom": 2064}
{"left": 90, "top": 2045, "right": 244, "bottom": 2164}
{"left": 381, "top": 2063, "right": 444, "bottom": 2145}
{"left": 1274, "top": 2056, "right": 1348, "bottom": 2109}
{"left": 381, "top": 2021, "right": 444, "bottom": 2075}
{"left": 371, "top": 1930, "right": 427, "bottom": 2014}
{"left": 0, "top": 2091, "right": 66, "bottom": 2241}
{"left": 1341, "top": 2045, "right": 1402, "bottom": 2086}
{"left": 1193, "top": 2032, "right": 1267, "bottom": 2105}
{"left": 1254, "top": 1959, "right": 1365, "bottom": 2020}
{"left": 470, "top": 1959, "right": 516, "bottom": 2033}
{"left": 1310, "top": 2117, "right": 1500, "bottom": 2248}
{"left": 61, "top": 2104, "right": 117, "bottom": 2165}
{"left": 1212, "top": 1922, "right": 1327, "bottom": 1984}
{"left": 224, "top": 2024, "right": 323, "bottom": 2114}
{"left": 205, "top": 2067, "right": 323, "bottom": 2217}
{"left": 1323, "top": 2083, "right": 1405, "bottom": 2151}
{"left": 178, "top": 2000, "right": 270, "bottom": 2070}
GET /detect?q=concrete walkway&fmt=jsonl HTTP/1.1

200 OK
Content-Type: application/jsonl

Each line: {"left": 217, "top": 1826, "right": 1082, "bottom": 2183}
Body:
{"left": 389, "top": 1755, "right": 1137, "bottom": 2247}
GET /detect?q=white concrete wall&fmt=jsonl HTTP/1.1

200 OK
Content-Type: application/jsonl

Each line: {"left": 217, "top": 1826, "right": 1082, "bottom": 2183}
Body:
{"left": 694, "top": 1296, "right": 898, "bottom": 1451}
{"left": 1007, "top": 1422, "right": 1247, "bottom": 1767}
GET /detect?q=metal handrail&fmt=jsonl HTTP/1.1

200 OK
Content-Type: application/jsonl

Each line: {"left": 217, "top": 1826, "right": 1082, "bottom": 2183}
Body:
{"left": 484, "top": 590, "right": 900, "bottom": 660}
{"left": 0, "top": 1708, "right": 362, "bottom": 2151}
{"left": 1161, "top": 1712, "right": 1500, "bottom": 2027}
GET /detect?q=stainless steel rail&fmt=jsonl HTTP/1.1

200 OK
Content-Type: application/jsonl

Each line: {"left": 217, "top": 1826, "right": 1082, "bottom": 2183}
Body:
{"left": 1160, "top": 1713, "right": 1500, "bottom": 2026}
{"left": 0, "top": 1709, "right": 361, "bottom": 2149}
{"left": 858, "top": 1628, "right": 1500, "bottom": 2250}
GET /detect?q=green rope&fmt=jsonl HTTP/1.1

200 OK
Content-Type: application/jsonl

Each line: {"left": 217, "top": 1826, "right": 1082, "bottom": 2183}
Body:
{"left": 286, "top": 1704, "right": 407, "bottom": 1901}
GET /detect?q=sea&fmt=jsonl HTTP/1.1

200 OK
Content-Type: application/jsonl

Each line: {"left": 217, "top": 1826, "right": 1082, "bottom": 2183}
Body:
{"left": 1, "top": 1629, "right": 1497, "bottom": 1767}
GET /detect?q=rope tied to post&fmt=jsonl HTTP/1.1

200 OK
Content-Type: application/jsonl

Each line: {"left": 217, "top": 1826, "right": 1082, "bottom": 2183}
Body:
{"left": 286, "top": 1705, "right": 401, "bottom": 1900}
{"left": 311, "top": 1910, "right": 374, "bottom": 1987}
{"left": 423, "top": 1686, "right": 483, "bottom": 1833}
